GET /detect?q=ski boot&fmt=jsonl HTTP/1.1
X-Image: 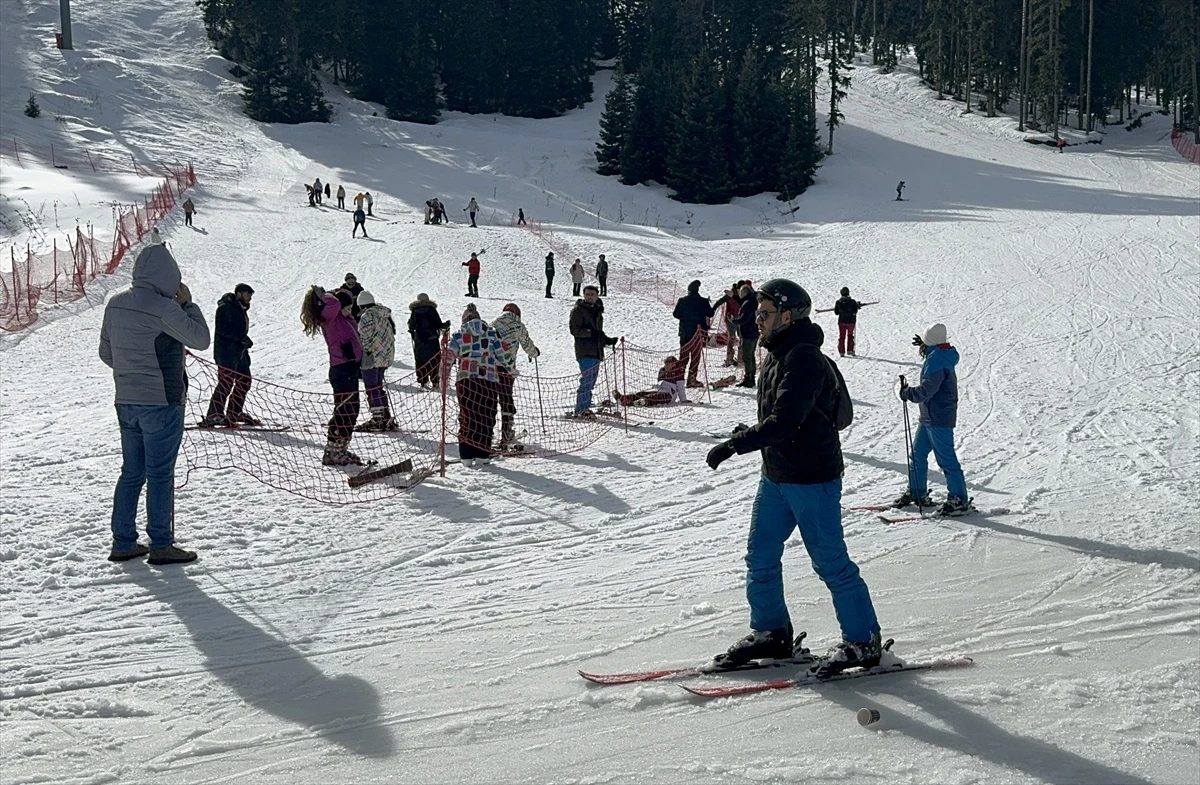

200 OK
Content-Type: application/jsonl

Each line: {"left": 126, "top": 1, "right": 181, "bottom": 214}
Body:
{"left": 712, "top": 623, "right": 794, "bottom": 669}
{"left": 808, "top": 633, "right": 885, "bottom": 679}
{"left": 891, "top": 490, "right": 934, "bottom": 509}
{"left": 322, "top": 438, "right": 365, "bottom": 466}
{"left": 198, "top": 413, "right": 229, "bottom": 428}
{"left": 938, "top": 496, "right": 974, "bottom": 516}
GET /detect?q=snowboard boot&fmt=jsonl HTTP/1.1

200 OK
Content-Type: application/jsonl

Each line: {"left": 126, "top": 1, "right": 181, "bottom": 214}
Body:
{"left": 712, "top": 623, "right": 794, "bottom": 669}
{"left": 892, "top": 490, "right": 934, "bottom": 509}
{"left": 939, "top": 496, "right": 973, "bottom": 516}
{"left": 809, "top": 633, "right": 883, "bottom": 679}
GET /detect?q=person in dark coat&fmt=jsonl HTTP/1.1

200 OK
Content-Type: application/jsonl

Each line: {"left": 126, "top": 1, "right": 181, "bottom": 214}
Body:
{"left": 705, "top": 278, "right": 881, "bottom": 677}
{"left": 833, "top": 286, "right": 861, "bottom": 357}
{"left": 672, "top": 280, "right": 714, "bottom": 388}
{"left": 734, "top": 283, "right": 759, "bottom": 387}
{"left": 352, "top": 206, "right": 368, "bottom": 237}
{"left": 568, "top": 286, "right": 617, "bottom": 415}
{"left": 544, "top": 252, "right": 555, "bottom": 299}
{"left": 408, "top": 293, "right": 450, "bottom": 388}
{"left": 517, "top": 208, "right": 526, "bottom": 226}
{"left": 202, "top": 283, "right": 259, "bottom": 427}
{"left": 596, "top": 253, "right": 609, "bottom": 297}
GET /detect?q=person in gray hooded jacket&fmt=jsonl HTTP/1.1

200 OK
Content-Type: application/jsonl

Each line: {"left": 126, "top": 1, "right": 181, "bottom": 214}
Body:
{"left": 99, "top": 244, "right": 210, "bottom": 565}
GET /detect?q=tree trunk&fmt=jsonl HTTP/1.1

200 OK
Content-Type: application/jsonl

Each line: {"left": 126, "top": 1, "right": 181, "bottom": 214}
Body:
{"left": 1019, "top": 0, "right": 1030, "bottom": 130}
{"left": 1084, "top": 0, "right": 1094, "bottom": 132}
{"left": 1192, "top": 16, "right": 1200, "bottom": 142}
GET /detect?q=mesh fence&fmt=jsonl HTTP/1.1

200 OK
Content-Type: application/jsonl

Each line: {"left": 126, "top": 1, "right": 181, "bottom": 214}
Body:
{"left": 1171, "top": 128, "right": 1200, "bottom": 163}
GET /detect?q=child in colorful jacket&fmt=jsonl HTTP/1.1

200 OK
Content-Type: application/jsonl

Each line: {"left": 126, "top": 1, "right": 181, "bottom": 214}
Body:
{"left": 355, "top": 291, "right": 397, "bottom": 431}
{"left": 447, "top": 305, "right": 513, "bottom": 463}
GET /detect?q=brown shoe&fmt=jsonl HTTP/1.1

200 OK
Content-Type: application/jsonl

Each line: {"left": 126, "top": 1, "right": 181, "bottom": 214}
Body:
{"left": 148, "top": 545, "right": 198, "bottom": 566}
{"left": 108, "top": 544, "right": 149, "bottom": 562}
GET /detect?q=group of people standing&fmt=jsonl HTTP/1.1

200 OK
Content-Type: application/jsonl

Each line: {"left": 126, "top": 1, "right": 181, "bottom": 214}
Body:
{"left": 546, "top": 252, "right": 609, "bottom": 299}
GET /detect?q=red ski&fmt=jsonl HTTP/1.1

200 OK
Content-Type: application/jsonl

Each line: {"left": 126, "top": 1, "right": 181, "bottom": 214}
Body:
{"left": 580, "top": 633, "right": 813, "bottom": 685}
{"left": 681, "top": 653, "right": 975, "bottom": 698}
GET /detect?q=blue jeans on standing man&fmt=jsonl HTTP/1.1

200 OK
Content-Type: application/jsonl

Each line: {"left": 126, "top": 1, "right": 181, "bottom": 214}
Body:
{"left": 745, "top": 475, "right": 880, "bottom": 643}
{"left": 575, "top": 357, "right": 600, "bottom": 413}
{"left": 111, "top": 404, "right": 184, "bottom": 551}
{"left": 908, "top": 424, "right": 968, "bottom": 501}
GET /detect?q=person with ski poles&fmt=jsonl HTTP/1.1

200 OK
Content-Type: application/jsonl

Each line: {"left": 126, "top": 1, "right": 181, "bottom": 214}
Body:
{"left": 704, "top": 278, "right": 882, "bottom": 677}
{"left": 463, "top": 251, "right": 481, "bottom": 297}
{"left": 830, "top": 287, "right": 877, "bottom": 357}
{"left": 352, "top": 205, "right": 368, "bottom": 238}
{"left": 893, "top": 323, "right": 971, "bottom": 516}
{"left": 466, "top": 197, "right": 479, "bottom": 227}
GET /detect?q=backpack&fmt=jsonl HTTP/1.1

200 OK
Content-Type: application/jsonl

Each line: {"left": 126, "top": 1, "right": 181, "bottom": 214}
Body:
{"left": 825, "top": 356, "right": 853, "bottom": 430}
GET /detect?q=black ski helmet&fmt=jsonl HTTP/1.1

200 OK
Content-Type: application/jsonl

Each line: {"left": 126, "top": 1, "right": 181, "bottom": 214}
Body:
{"left": 840, "top": 286, "right": 850, "bottom": 297}
{"left": 756, "top": 278, "right": 811, "bottom": 320}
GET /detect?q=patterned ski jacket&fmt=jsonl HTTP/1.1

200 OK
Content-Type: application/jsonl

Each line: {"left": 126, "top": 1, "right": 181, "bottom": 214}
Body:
{"left": 447, "top": 318, "right": 512, "bottom": 383}
{"left": 358, "top": 303, "right": 396, "bottom": 370}
{"left": 491, "top": 311, "right": 539, "bottom": 368}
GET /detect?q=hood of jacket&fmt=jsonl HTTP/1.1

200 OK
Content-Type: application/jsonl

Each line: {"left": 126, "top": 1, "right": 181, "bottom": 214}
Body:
{"left": 922, "top": 344, "right": 959, "bottom": 374}
{"left": 410, "top": 299, "right": 438, "bottom": 311}
{"left": 131, "top": 245, "right": 182, "bottom": 299}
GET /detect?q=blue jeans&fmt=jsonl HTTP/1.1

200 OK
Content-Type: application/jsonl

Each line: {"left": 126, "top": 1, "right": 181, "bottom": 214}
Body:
{"left": 746, "top": 476, "right": 880, "bottom": 642}
{"left": 111, "top": 405, "right": 184, "bottom": 551}
{"left": 575, "top": 357, "right": 600, "bottom": 412}
{"left": 909, "top": 425, "right": 968, "bottom": 501}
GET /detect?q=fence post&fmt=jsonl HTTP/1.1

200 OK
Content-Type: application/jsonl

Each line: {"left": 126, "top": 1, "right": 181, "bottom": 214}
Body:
{"left": 50, "top": 143, "right": 56, "bottom": 168}
{"left": 53, "top": 239, "right": 58, "bottom": 303}
{"left": 85, "top": 149, "right": 96, "bottom": 172}
{"left": 13, "top": 249, "right": 21, "bottom": 321}
{"left": 12, "top": 138, "right": 21, "bottom": 166}
{"left": 619, "top": 338, "right": 629, "bottom": 436}
{"left": 438, "top": 332, "right": 449, "bottom": 477}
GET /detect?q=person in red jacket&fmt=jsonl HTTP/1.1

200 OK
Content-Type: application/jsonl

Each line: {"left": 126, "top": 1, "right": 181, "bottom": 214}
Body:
{"left": 463, "top": 251, "right": 481, "bottom": 298}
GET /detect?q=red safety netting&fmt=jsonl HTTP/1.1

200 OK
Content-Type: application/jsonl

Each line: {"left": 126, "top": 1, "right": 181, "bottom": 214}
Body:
{"left": 0, "top": 138, "right": 177, "bottom": 177}
{"left": 178, "top": 329, "right": 719, "bottom": 504}
{"left": 1, "top": 164, "right": 197, "bottom": 331}
{"left": 1170, "top": 128, "right": 1200, "bottom": 163}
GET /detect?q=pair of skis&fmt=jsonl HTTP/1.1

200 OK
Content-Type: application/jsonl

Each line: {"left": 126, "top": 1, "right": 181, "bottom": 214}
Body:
{"left": 580, "top": 634, "right": 974, "bottom": 699}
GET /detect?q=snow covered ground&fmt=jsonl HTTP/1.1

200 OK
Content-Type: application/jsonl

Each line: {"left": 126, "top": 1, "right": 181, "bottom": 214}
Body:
{"left": 2, "top": 1, "right": 1198, "bottom": 783}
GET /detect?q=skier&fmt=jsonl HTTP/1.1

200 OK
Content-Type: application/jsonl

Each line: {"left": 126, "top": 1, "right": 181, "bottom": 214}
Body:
{"left": 894, "top": 323, "right": 971, "bottom": 515}
{"left": 570, "top": 258, "right": 586, "bottom": 297}
{"left": 99, "top": 244, "right": 210, "bottom": 565}
{"left": 466, "top": 197, "right": 479, "bottom": 228}
{"left": 673, "top": 280, "right": 715, "bottom": 388}
{"left": 713, "top": 282, "right": 743, "bottom": 367}
{"left": 833, "top": 286, "right": 874, "bottom": 357}
{"left": 705, "top": 278, "right": 882, "bottom": 677}
{"left": 324, "top": 182, "right": 331, "bottom": 201}
{"left": 433, "top": 199, "right": 448, "bottom": 224}
{"left": 447, "top": 304, "right": 513, "bottom": 465}
{"left": 201, "top": 283, "right": 260, "bottom": 427}
{"left": 408, "top": 293, "right": 450, "bottom": 388}
{"left": 354, "top": 192, "right": 366, "bottom": 212}
{"left": 365, "top": 191, "right": 374, "bottom": 216}
{"left": 352, "top": 204, "right": 368, "bottom": 238}
{"left": 336, "top": 184, "right": 346, "bottom": 209}
{"left": 596, "top": 253, "right": 609, "bottom": 297}
{"left": 355, "top": 290, "right": 398, "bottom": 432}
{"left": 301, "top": 286, "right": 366, "bottom": 466}
{"left": 306, "top": 184, "right": 316, "bottom": 207}
{"left": 182, "top": 197, "right": 196, "bottom": 227}
{"left": 895, "top": 181, "right": 906, "bottom": 201}
{"left": 517, "top": 207, "right": 526, "bottom": 226}
{"left": 1056, "top": 136, "right": 1066, "bottom": 153}
{"left": 733, "top": 283, "right": 759, "bottom": 387}
{"left": 614, "top": 355, "right": 689, "bottom": 407}
{"left": 544, "top": 251, "right": 555, "bottom": 298}
{"left": 491, "top": 303, "right": 540, "bottom": 449}
{"left": 313, "top": 178, "right": 323, "bottom": 205}
{"left": 463, "top": 251, "right": 481, "bottom": 297}
{"left": 569, "top": 285, "right": 618, "bottom": 416}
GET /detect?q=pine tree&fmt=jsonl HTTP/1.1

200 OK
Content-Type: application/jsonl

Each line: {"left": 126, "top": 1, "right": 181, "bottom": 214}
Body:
{"left": 596, "top": 64, "right": 635, "bottom": 175}
{"left": 24, "top": 94, "right": 40, "bottom": 118}
{"left": 730, "top": 48, "right": 786, "bottom": 196}
{"left": 666, "top": 54, "right": 731, "bottom": 204}
{"left": 777, "top": 90, "right": 822, "bottom": 201}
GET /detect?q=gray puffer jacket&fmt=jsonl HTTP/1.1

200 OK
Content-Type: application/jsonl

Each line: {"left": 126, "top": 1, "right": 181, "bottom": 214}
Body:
{"left": 99, "top": 245, "right": 211, "bottom": 406}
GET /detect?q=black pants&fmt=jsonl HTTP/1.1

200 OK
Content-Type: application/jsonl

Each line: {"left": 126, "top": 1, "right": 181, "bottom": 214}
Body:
{"left": 414, "top": 340, "right": 440, "bottom": 386}
{"left": 572, "top": 282, "right": 582, "bottom": 297}
{"left": 545, "top": 273, "right": 554, "bottom": 298}
{"left": 469, "top": 211, "right": 477, "bottom": 227}
{"left": 598, "top": 276, "right": 607, "bottom": 296}
{"left": 353, "top": 220, "right": 367, "bottom": 237}
{"left": 337, "top": 196, "right": 345, "bottom": 209}
{"left": 457, "top": 378, "right": 498, "bottom": 459}
{"left": 518, "top": 216, "right": 526, "bottom": 225}
{"left": 467, "top": 274, "right": 479, "bottom": 297}
{"left": 184, "top": 212, "right": 193, "bottom": 226}
{"left": 680, "top": 334, "right": 703, "bottom": 384}
{"left": 496, "top": 371, "right": 516, "bottom": 418}
{"left": 327, "top": 361, "right": 361, "bottom": 440}
{"left": 206, "top": 359, "right": 251, "bottom": 418}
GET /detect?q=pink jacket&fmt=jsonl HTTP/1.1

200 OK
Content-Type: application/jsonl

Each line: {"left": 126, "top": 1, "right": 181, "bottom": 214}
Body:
{"left": 319, "top": 293, "right": 362, "bottom": 366}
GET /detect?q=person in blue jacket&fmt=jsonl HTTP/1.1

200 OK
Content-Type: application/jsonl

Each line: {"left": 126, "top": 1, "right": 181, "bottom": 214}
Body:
{"left": 894, "top": 323, "right": 971, "bottom": 515}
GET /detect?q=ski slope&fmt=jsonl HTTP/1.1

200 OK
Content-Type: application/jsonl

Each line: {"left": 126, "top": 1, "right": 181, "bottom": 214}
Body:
{"left": 2, "top": 1, "right": 1198, "bottom": 783}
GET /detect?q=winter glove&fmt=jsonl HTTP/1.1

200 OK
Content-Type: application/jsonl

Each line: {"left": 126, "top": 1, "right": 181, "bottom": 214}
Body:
{"left": 441, "top": 320, "right": 451, "bottom": 330}
{"left": 340, "top": 341, "right": 355, "bottom": 360}
{"left": 604, "top": 335, "right": 619, "bottom": 346}
{"left": 243, "top": 337, "right": 254, "bottom": 349}
{"left": 706, "top": 441, "right": 736, "bottom": 470}
{"left": 911, "top": 334, "right": 923, "bottom": 348}
{"left": 732, "top": 422, "right": 750, "bottom": 437}
{"left": 528, "top": 346, "right": 541, "bottom": 360}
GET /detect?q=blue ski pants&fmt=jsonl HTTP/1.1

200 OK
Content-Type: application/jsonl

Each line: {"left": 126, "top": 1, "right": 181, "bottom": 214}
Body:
{"left": 909, "top": 425, "right": 968, "bottom": 501}
{"left": 746, "top": 475, "right": 880, "bottom": 642}
{"left": 575, "top": 357, "right": 600, "bottom": 413}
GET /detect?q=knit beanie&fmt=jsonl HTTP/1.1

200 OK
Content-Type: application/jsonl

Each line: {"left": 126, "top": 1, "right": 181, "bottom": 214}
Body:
{"left": 922, "top": 323, "right": 948, "bottom": 346}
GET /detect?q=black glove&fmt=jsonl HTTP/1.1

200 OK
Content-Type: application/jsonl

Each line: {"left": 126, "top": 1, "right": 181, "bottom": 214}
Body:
{"left": 911, "top": 334, "right": 923, "bottom": 348}
{"left": 706, "top": 441, "right": 735, "bottom": 470}
{"left": 243, "top": 337, "right": 254, "bottom": 349}
{"left": 732, "top": 423, "right": 750, "bottom": 436}
{"left": 340, "top": 341, "right": 355, "bottom": 360}
{"left": 441, "top": 320, "right": 451, "bottom": 330}
{"left": 604, "top": 335, "right": 619, "bottom": 346}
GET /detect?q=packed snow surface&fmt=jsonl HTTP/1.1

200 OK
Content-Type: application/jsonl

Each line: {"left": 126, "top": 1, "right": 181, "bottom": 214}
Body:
{"left": 2, "top": 1, "right": 1198, "bottom": 783}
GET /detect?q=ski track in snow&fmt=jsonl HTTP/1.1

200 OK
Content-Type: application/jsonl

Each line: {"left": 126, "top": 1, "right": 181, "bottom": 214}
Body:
{"left": 2, "top": 2, "right": 1198, "bottom": 784}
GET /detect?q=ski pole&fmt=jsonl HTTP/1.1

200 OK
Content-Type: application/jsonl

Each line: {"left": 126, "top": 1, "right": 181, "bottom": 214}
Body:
{"left": 899, "top": 374, "right": 920, "bottom": 514}
{"left": 534, "top": 356, "right": 546, "bottom": 434}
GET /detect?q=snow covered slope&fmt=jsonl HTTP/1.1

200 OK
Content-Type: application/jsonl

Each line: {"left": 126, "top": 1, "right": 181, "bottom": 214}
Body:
{"left": 1, "top": 1, "right": 1198, "bottom": 783}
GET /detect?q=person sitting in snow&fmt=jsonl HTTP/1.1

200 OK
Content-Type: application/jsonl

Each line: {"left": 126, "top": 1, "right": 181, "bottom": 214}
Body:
{"left": 613, "top": 356, "right": 690, "bottom": 408}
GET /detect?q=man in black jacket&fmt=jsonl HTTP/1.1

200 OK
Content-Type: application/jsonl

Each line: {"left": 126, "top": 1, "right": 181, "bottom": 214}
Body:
{"left": 733, "top": 283, "right": 759, "bottom": 387}
{"left": 569, "top": 286, "right": 617, "bottom": 415}
{"left": 544, "top": 252, "right": 555, "bottom": 299}
{"left": 408, "top": 293, "right": 450, "bottom": 388}
{"left": 672, "top": 280, "right": 714, "bottom": 388}
{"left": 202, "top": 283, "right": 259, "bottom": 426}
{"left": 705, "top": 278, "right": 882, "bottom": 678}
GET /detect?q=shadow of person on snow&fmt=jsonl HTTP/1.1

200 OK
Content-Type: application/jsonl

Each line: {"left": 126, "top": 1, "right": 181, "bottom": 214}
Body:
{"left": 842, "top": 451, "right": 1010, "bottom": 498}
{"left": 128, "top": 568, "right": 395, "bottom": 759}
{"left": 822, "top": 679, "right": 1155, "bottom": 785}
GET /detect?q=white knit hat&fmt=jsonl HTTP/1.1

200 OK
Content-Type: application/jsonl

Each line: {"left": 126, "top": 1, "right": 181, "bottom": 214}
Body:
{"left": 922, "top": 323, "right": 948, "bottom": 346}
{"left": 357, "top": 290, "right": 375, "bottom": 307}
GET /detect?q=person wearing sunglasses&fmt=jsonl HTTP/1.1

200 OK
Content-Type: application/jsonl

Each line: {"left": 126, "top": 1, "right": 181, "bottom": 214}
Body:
{"left": 705, "top": 279, "right": 882, "bottom": 678}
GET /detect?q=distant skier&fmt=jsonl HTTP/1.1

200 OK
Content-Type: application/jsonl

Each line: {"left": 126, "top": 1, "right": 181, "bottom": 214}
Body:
{"left": 517, "top": 207, "right": 527, "bottom": 226}
{"left": 313, "top": 178, "right": 323, "bottom": 205}
{"left": 1056, "top": 136, "right": 1066, "bottom": 153}
{"left": 306, "top": 184, "right": 316, "bottom": 207}
{"left": 201, "top": 283, "right": 260, "bottom": 427}
{"left": 544, "top": 252, "right": 555, "bottom": 298}
{"left": 354, "top": 192, "right": 366, "bottom": 212}
{"left": 596, "top": 253, "right": 609, "bottom": 297}
{"left": 491, "top": 303, "right": 541, "bottom": 449}
{"left": 182, "top": 197, "right": 196, "bottom": 227}
{"left": 463, "top": 251, "right": 481, "bottom": 297}
{"left": 704, "top": 278, "right": 882, "bottom": 677}
{"left": 894, "top": 323, "right": 971, "bottom": 516}
{"left": 300, "top": 287, "right": 366, "bottom": 466}
{"left": 355, "top": 290, "right": 398, "bottom": 431}
{"left": 365, "top": 191, "right": 374, "bottom": 216}
{"left": 352, "top": 205, "right": 368, "bottom": 238}
{"left": 570, "top": 258, "right": 586, "bottom": 297}
{"left": 336, "top": 185, "right": 346, "bottom": 209}
{"left": 673, "top": 280, "right": 714, "bottom": 388}
{"left": 833, "top": 286, "right": 875, "bottom": 357}
{"left": 408, "top": 293, "right": 450, "bottom": 388}
{"left": 324, "top": 182, "right": 331, "bottom": 201}
{"left": 895, "top": 181, "right": 905, "bottom": 201}
{"left": 466, "top": 197, "right": 479, "bottom": 228}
